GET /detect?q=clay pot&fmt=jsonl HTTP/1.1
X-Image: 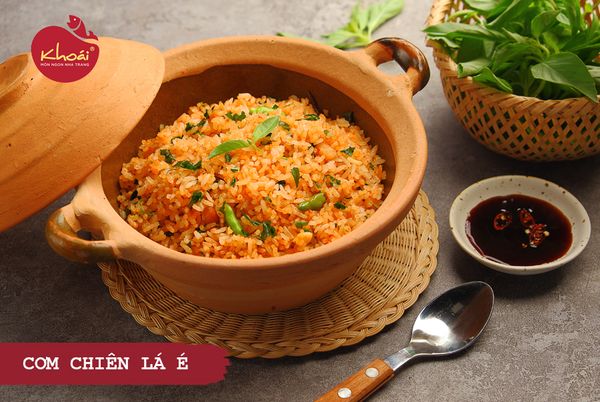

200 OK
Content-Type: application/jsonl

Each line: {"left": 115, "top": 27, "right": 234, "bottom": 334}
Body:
{"left": 46, "top": 36, "right": 429, "bottom": 314}
{"left": 0, "top": 38, "right": 164, "bottom": 231}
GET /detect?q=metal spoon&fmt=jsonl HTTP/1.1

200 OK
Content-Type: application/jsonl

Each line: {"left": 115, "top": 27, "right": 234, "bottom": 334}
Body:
{"left": 316, "top": 281, "right": 494, "bottom": 402}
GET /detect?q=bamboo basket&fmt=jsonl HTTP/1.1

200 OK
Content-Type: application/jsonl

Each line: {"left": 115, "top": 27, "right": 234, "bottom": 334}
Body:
{"left": 426, "top": 0, "right": 600, "bottom": 162}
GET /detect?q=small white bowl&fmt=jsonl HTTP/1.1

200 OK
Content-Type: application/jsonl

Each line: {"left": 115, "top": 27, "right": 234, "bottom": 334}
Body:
{"left": 449, "top": 175, "right": 591, "bottom": 275}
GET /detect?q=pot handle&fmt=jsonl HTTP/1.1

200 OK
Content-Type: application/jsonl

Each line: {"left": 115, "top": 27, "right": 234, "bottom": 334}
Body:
{"left": 363, "top": 37, "right": 430, "bottom": 96}
{"left": 46, "top": 204, "right": 118, "bottom": 264}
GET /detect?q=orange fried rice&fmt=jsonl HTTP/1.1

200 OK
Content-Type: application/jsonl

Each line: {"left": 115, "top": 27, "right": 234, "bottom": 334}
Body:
{"left": 117, "top": 93, "right": 385, "bottom": 258}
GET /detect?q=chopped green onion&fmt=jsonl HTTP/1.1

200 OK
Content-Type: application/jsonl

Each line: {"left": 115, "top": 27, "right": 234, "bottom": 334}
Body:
{"left": 160, "top": 149, "right": 175, "bottom": 164}
{"left": 334, "top": 202, "right": 347, "bottom": 210}
{"left": 326, "top": 175, "right": 341, "bottom": 186}
{"left": 174, "top": 160, "right": 202, "bottom": 170}
{"left": 291, "top": 167, "right": 300, "bottom": 187}
{"left": 225, "top": 111, "right": 246, "bottom": 121}
{"left": 341, "top": 147, "right": 355, "bottom": 156}
{"left": 189, "top": 191, "right": 204, "bottom": 206}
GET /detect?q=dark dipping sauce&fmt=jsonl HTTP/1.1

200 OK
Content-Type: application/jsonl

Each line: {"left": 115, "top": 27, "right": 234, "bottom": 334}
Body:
{"left": 466, "top": 194, "right": 572, "bottom": 266}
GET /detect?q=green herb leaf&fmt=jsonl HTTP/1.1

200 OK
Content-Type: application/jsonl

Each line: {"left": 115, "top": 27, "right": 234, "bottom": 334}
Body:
{"left": 170, "top": 135, "right": 183, "bottom": 144}
{"left": 326, "top": 175, "right": 341, "bottom": 186}
{"left": 224, "top": 153, "right": 232, "bottom": 163}
{"left": 225, "top": 111, "right": 246, "bottom": 121}
{"left": 291, "top": 167, "right": 300, "bottom": 187}
{"left": 530, "top": 52, "right": 598, "bottom": 102}
{"left": 303, "top": 114, "right": 319, "bottom": 121}
{"left": 458, "top": 57, "right": 490, "bottom": 77}
{"left": 486, "top": 0, "right": 532, "bottom": 29}
{"left": 424, "top": 22, "right": 504, "bottom": 42}
{"left": 530, "top": 11, "right": 560, "bottom": 39}
{"left": 231, "top": 166, "right": 240, "bottom": 172}
{"left": 473, "top": 67, "right": 513, "bottom": 93}
{"left": 129, "top": 190, "right": 138, "bottom": 201}
{"left": 341, "top": 147, "right": 355, "bottom": 156}
{"left": 341, "top": 111, "right": 355, "bottom": 124}
{"left": 334, "top": 202, "right": 347, "bottom": 210}
{"left": 364, "top": 0, "right": 405, "bottom": 35}
{"left": 175, "top": 160, "right": 202, "bottom": 171}
{"left": 252, "top": 116, "right": 280, "bottom": 143}
{"left": 279, "top": 121, "right": 291, "bottom": 131}
{"left": 208, "top": 140, "right": 251, "bottom": 159}
{"left": 243, "top": 215, "right": 276, "bottom": 240}
{"left": 588, "top": 65, "right": 600, "bottom": 90}
{"left": 280, "top": 0, "right": 404, "bottom": 50}
{"left": 204, "top": 109, "right": 210, "bottom": 119}
{"left": 295, "top": 221, "right": 308, "bottom": 228}
{"left": 324, "top": 129, "right": 331, "bottom": 136}
{"left": 230, "top": 177, "right": 237, "bottom": 187}
{"left": 160, "top": 149, "right": 175, "bottom": 164}
{"left": 243, "top": 214, "right": 262, "bottom": 226}
{"left": 186, "top": 120, "right": 206, "bottom": 131}
{"left": 463, "top": 0, "right": 507, "bottom": 14}
{"left": 259, "top": 221, "right": 276, "bottom": 241}
{"left": 189, "top": 191, "right": 203, "bottom": 206}
{"left": 263, "top": 196, "right": 272, "bottom": 203}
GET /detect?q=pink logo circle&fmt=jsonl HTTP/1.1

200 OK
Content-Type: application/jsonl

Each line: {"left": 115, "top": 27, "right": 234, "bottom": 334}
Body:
{"left": 30, "top": 16, "right": 99, "bottom": 83}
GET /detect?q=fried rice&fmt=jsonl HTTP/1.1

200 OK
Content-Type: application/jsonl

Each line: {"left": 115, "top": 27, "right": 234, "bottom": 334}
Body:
{"left": 117, "top": 93, "right": 385, "bottom": 258}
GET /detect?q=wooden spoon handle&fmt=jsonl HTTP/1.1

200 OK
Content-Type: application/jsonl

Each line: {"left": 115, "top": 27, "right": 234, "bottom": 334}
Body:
{"left": 315, "top": 359, "right": 394, "bottom": 402}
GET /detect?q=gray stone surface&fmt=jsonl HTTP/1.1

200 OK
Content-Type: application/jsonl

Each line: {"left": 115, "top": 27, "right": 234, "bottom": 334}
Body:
{"left": 1, "top": 0, "right": 599, "bottom": 400}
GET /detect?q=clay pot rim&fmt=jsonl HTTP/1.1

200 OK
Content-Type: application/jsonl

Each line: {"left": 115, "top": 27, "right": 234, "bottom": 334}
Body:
{"left": 77, "top": 35, "right": 428, "bottom": 270}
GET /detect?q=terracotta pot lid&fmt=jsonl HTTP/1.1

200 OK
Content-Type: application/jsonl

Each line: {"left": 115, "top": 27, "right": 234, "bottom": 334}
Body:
{"left": 0, "top": 37, "right": 164, "bottom": 231}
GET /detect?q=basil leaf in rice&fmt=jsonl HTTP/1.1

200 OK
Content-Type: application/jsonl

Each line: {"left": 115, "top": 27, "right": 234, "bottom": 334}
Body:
{"left": 252, "top": 116, "right": 280, "bottom": 143}
{"left": 208, "top": 140, "right": 252, "bottom": 159}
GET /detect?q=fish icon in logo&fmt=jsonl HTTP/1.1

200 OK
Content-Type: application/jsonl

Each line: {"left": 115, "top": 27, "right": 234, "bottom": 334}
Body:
{"left": 31, "top": 15, "right": 100, "bottom": 83}
{"left": 67, "top": 15, "right": 98, "bottom": 40}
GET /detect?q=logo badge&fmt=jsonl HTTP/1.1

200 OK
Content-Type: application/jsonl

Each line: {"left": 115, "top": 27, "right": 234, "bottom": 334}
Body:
{"left": 31, "top": 15, "right": 99, "bottom": 83}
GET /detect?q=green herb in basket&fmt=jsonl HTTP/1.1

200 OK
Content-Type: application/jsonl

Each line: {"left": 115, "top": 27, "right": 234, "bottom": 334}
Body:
{"left": 424, "top": 0, "right": 599, "bottom": 101}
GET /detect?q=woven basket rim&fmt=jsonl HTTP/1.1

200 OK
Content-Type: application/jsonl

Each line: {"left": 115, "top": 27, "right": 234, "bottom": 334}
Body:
{"left": 426, "top": 0, "right": 600, "bottom": 106}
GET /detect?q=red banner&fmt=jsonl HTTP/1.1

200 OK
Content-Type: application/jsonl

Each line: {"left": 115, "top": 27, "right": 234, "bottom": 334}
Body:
{"left": 0, "top": 343, "right": 229, "bottom": 385}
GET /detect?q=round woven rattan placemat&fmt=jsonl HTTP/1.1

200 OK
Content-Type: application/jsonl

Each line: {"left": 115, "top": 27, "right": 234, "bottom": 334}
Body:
{"left": 98, "top": 191, "right": 438, "bottom": 358}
